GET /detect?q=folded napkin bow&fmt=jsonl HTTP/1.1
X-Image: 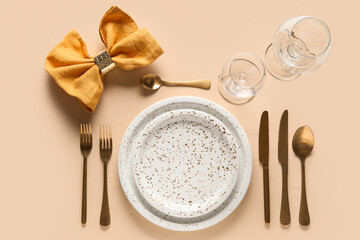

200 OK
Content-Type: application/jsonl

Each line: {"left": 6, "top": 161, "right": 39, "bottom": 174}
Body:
{"left": 45, "top": 6, "right": 164, "bottom": 112}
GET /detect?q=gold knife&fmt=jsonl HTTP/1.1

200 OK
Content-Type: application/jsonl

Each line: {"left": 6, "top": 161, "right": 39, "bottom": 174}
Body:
{"left": 259, "top": 111, "right": 270, "bottom": 223}
{"left": 278, "top": 110, "right": 291, "bottom": 225}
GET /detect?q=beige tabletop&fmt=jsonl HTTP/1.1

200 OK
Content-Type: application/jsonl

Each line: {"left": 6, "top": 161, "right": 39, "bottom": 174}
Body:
{"left": 1, "top": 0, "right": 359, "bottom": 239}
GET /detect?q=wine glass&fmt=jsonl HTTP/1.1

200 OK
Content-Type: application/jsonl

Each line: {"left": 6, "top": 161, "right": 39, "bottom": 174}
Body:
{"left": 265, "top": 16, "right": 331, "bottom": 80}
{"left": 218, "top": 53, "right": 265, "bottom": 104}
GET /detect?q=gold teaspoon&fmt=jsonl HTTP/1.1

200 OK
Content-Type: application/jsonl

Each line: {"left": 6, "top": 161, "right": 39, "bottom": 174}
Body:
{"left": 292, "top": 125, "right": 315, "bottom": 226}
{"left": 139, "top": 74, "right": 211, "bottom": 90}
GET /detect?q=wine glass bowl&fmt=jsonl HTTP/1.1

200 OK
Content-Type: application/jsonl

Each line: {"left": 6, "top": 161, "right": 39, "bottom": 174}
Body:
{"left": 265, "top": 16, "right": 331, "bottom": 80}
{"left": 218, "top": 53, "right": 266, "bottom": 104}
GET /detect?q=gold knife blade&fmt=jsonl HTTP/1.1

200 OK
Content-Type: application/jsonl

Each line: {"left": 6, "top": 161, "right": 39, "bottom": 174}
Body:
{"left": 278, "top": 110, "right": 288, "bottom": 167}
{"left": 259, "top": 111, "right": 269, "bottom": 167}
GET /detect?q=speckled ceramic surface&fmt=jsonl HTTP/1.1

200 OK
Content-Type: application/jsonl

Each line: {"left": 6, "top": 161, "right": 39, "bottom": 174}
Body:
{"left": 118, "top": 96, "right": 252, "bottom": 231}
{"left": 132, "top": 109, "right": 239, "bottom": 218}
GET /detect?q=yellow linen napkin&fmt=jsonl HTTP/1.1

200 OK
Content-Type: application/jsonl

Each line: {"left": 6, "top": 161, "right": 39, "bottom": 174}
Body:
{"left": 45, "top": 6, "right": 164, "bottom": 112}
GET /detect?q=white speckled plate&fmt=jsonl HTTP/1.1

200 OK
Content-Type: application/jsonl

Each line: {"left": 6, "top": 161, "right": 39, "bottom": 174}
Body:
{"left": 132, "top": 109, "right": 239, "bottom": 218}
{"left": 118, "top": 96, "right": 252, "bottom": 231}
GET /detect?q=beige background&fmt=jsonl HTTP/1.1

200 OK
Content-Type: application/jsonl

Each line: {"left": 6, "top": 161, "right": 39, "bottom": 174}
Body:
{"left": 0, "top": 0, "right": 359, "bottom": 239}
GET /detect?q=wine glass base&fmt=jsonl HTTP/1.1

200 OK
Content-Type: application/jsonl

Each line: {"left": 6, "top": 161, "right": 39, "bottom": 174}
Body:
{"left": 218, "top": 83, "right": 255, "bottom": 104}
{"left": 265, "top": 44, "right": 301, "bottom": 80}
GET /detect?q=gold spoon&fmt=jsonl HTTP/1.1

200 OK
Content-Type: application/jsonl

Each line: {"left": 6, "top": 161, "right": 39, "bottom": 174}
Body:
{"left": 139, "top": 74, "right": 211, "bottom": 90}
{"left": 292, "top": 125, "right": 314, "bottom": 226}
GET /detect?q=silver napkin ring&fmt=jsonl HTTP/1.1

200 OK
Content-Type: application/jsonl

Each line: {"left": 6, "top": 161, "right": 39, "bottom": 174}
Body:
{"left": 94, "top": 50, "right": 116, "bottom": 74}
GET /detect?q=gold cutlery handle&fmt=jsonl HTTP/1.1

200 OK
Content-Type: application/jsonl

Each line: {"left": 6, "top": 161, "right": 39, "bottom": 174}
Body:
{"left": 162, "top": 79, "right": 211, "bottom": 89}
{"left": 280, "top": 167, "right": 291, "bottom": 225}
{"left": 263, "top": 166, "right": 270, "bottom": 223}
{"left": 299, "top": 160, "right": 310, "bottom": 226}
{"left": 81, "top": 157, "right": 87, "bottom": 224}
{"left": 100, "top": 163, "right": 110, "bottom": 226}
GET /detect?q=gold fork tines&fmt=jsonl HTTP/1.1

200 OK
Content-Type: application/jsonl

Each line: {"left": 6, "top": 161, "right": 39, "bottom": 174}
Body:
{"left": 80, "top": 124, "right": 92, "bottom": 146}
{"left": 99, "top": 124, "right": 112, "bottom": 227}
{"left": 80, "top": 123, "right": 92, "bottom": 225}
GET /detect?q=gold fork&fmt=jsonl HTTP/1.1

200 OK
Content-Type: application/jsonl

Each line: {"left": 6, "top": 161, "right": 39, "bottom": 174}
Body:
{"left": 99, "top": 125, "right": 112, "bottom": 226}
{"left": 80, "top": 124, "right": 92, "bottom": 224}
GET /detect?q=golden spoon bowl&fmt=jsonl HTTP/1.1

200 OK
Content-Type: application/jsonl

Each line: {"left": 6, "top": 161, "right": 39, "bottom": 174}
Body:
{"left": 292, "top": 126, "right": 314, "bottom": 158}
